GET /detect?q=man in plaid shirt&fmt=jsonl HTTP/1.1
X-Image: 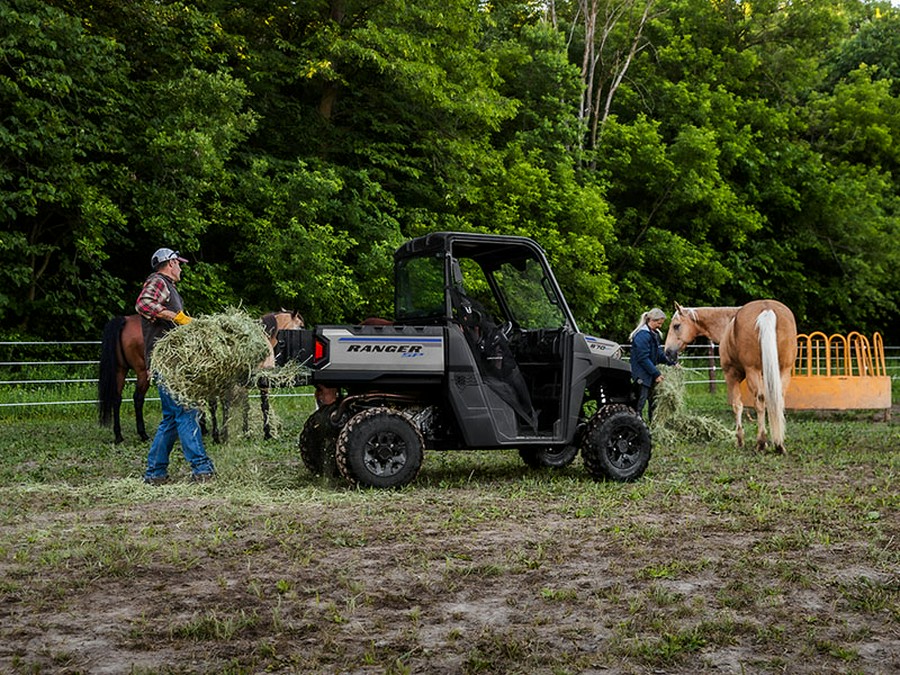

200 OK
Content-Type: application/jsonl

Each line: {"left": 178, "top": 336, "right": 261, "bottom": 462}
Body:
{"left": 136, "top": 247, "right": 215, "bottom": 485}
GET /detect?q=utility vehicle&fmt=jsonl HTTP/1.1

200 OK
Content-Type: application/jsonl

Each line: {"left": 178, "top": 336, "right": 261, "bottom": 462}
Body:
{"left": 278, "top": 232, "right": 650, "bottom": 488}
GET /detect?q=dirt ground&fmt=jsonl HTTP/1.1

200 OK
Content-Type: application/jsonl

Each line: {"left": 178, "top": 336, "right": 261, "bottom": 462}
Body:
{"left": 0, "top": 404, "right": 897, "bottom": 673}
{"left": 1, "top": 477, "right": 898, "bottom": 675}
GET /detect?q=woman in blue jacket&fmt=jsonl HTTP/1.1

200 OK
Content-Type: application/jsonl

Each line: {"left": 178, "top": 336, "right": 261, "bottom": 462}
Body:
{"left": 629, "top": 307, "right": 670, "bottom": 422}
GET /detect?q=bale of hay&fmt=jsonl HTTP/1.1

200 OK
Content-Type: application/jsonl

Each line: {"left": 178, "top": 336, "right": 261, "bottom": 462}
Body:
{"left": 651, "top": 365, "right": 735, "bottom": 444}
{"left": 151, "top": 308, "right": 306, "bottom": 408}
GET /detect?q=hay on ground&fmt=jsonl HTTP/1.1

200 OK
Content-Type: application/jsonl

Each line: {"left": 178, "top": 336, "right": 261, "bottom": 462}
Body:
{"left": 651, "top": 365, "right": 735, "bottom": 444}
{"left": 151, "top": 307, "right": 307, "bottom": 409}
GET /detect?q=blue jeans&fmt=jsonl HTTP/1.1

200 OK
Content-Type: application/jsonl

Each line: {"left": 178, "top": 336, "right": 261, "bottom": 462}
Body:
{"left": 145, "top": 383, "right": 215, "bottom": 480}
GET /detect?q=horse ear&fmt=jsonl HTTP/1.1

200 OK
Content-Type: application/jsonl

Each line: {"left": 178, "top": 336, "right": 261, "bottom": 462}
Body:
{"left": 674, "top": 301, "right": 684, "bottom": 313}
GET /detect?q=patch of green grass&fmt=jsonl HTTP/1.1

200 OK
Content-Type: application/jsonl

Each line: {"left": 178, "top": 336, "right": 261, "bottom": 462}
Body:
{"left": 838, "top": 576, "right": 900, "bottom": 617}
{"left": 170, "top": 609, "right": 260, "bottom": 641}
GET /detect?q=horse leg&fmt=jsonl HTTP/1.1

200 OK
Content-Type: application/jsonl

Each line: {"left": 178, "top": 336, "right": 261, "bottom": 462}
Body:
{"left": 113, "top": 402, "right": 124, "bottom": 444}
{"left": 257, "top": 376, "right": 272, "bottom": 440}
{"left": 724, "top": 372, "right": 744, "bottom": 448}
{"left": 209, "top": 399, "right": 221, "bottom": 443}
{"left": 198, "top": 408, "right": 208, "bottom": 437}
{"left": 746, "top": 371, "right": 768, "bottom": 453}
{"left": 260, "top": 386, "right": 272, "bottom": 440}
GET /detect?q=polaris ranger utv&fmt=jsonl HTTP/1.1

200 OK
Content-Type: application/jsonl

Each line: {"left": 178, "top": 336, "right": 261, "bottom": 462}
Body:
{"left": 279, "top": 232, "right": 651, "bottom": 488}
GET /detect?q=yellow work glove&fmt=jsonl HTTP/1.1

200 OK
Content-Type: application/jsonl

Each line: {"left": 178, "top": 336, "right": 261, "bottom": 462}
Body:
{"left": 173, "top": 310, "right": 192, "bottom": 325}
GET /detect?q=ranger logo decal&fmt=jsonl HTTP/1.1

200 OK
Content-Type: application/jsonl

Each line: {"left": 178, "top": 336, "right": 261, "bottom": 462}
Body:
{"left": 347, "top": 344, "right": 423, "bottom": 354}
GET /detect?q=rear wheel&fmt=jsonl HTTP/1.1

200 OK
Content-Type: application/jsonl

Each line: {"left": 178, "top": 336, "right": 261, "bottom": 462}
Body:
{"left": 518, "top": 445, "right": 578, "bottom": 469}
{"left": 580, "top": 404, "right": 651, "bottom": 482}
{"left": 299, "top": 403, "right": 339, "bottom": 477}
{"left": 336, "top": 407, "right": 424, "bottom": 488}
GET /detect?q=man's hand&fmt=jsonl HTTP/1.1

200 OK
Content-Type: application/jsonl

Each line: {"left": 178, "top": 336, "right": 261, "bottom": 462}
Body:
{"left": 173, "top": 311, "right": 192, "bottom": 325}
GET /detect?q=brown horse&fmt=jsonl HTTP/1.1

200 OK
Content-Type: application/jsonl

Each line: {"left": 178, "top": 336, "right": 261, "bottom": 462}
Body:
{"left": 98, "top": 315, "right": 150, "bottom": 443}
{"left": 663, "top": 300, "right": 797, "bottom": 453}
{"left": 98, "top": 310, "right": 303, "bottom": 444}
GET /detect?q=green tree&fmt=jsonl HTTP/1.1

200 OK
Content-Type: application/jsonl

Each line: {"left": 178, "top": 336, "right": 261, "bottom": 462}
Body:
{"left": 1, "top": 0, "right": 255, "bottom": 336}
{"left": 0, "top": 0, "right": 131, "bottom": 334}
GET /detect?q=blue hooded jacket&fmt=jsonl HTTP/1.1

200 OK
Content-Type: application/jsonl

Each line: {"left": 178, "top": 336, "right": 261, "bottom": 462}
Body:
{"left": 630, "top": 324, "right": 667, "bottom": 385}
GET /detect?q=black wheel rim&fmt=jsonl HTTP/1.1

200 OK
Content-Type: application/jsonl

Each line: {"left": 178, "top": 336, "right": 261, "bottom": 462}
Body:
{"left": 606, "top": 426, "right": 642, "bottom": 469}
{"left": 363, "top": 430, "right": 408, "bottom": 477}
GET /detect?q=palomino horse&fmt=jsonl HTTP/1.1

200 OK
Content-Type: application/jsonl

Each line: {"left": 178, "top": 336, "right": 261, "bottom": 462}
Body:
{"left": 663, "top": 300, "right": 797, "bottom": 453}
{"left": 98, "top": 310, "right": 303, "bottom": 443}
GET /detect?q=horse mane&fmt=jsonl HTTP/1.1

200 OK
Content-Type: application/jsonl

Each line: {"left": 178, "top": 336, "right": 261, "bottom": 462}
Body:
{"left": 260, "top": 312, "right": 278, "bottom": 338}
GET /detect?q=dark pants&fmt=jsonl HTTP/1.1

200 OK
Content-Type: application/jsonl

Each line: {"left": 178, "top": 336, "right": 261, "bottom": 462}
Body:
{"left": 636, "top": 382, "right": 655, "bottom": 423}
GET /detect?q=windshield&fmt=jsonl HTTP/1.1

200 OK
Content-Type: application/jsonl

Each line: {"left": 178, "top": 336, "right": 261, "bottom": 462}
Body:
{"left": 490, "top": 257, "right": 566, "bottom": 329}
{"left": 455, "top": 255, "right": 565, "bottom": 330}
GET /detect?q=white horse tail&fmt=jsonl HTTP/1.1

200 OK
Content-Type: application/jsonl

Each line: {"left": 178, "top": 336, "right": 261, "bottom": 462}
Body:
{"left": 756, "top": 309, "right": 785, "bottom": 446}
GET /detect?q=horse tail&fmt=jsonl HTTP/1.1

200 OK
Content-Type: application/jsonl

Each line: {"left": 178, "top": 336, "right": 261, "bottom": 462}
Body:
{"left": 98, "top": 316, "right": 126, "bottom": 426}
{"left": 756, "top": 309, "right": 785, "bottom": 446}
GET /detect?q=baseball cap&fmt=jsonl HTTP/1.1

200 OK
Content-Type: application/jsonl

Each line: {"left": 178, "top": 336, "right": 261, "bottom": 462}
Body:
{"left": 151, "top": 248, "right": 189, "bottom": 269}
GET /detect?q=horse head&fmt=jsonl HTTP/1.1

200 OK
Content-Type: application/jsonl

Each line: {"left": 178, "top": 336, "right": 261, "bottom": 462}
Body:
{"left": 663, "top": 302, "right": 699, "bottom": 363}
{"left": 261, "top": 310, "right": 304, "bottom": 337}
{"left": 277, "top": 309, "right": 305, "bottom": 331}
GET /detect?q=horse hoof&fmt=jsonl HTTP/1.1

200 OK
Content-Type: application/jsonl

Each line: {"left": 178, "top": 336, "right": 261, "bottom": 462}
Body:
{"left": 756, "top": 441, "right": 768, "bottom": 453}
{"left": 114, "top": 437, "right": 125, "bottom": 445}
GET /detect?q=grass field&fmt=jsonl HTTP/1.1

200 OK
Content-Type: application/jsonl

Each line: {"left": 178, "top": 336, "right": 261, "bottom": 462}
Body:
{"left": 0, "top": 386, "right": 897, "bottom": 674}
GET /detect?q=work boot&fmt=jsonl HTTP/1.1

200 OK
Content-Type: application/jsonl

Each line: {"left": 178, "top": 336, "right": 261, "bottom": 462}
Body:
{"left": 144, "top": 476, "right": 170, "bottom": 486}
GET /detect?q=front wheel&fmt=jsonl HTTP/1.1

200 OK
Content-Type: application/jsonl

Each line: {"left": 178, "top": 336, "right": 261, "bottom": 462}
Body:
{"left": 580, "top": 404, "right": 651, "bottom": 482}
{"left": 336, "top": 407, "right": 424, "bottom": 489}
{"left": 519, "top": 445, "right": 578, "bottom": 469}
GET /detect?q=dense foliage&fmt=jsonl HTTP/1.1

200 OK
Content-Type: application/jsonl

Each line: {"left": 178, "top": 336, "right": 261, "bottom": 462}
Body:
{"left": 2, "top": 0, "right": 898, "bottom": 342}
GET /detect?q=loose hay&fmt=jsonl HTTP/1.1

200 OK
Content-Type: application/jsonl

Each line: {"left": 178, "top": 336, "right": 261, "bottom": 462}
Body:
{"left": 651, "top": 365, "right": 735, "bottom": 444}
{"left": 151, "top": 308, "right": 307, "bottom": 410}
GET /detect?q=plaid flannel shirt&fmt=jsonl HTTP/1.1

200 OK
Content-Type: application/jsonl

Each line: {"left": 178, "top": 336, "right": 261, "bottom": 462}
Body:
{"left": 135, "top": 273, "right": 171, "bottom": 321}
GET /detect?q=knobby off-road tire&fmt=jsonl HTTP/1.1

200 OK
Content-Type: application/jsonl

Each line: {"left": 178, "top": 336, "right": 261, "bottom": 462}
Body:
{"left": 335, "top": 407, "right": 424, "bottom": 489}
{"left": 518, "top": 445, "right": 578, "bottom": 469}
{"left": 299, "top": 403, "right": 340, "bottom": 477}
{"left": 580, "top": 403, "right": 651, "bottom": 482}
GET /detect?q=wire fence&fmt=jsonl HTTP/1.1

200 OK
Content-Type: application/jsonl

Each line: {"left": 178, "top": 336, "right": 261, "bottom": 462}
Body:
{"left": 1, "top": 339, "right": 898, "bottom": 409}
{"left": 0, "top": 339, "right": 314, "bottom": 409}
